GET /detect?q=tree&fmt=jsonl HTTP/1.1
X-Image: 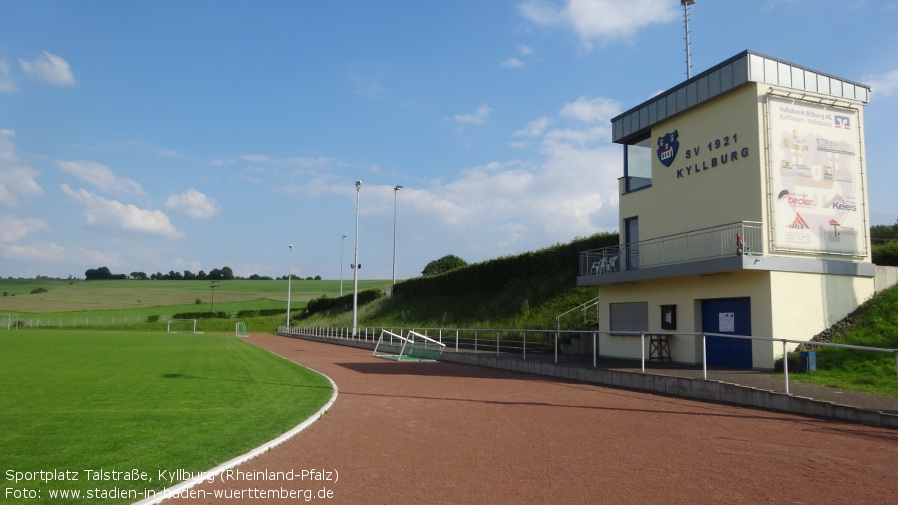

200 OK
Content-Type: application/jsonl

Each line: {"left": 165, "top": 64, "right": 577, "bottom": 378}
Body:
{"left": 421, "top": 254, "right": 468, "bottom": 276}
{"left": 871, "top": 220, "right": 898, "bottom": 243}
{"left": 85, "top": 266, "right": 112, "bottom": 280}
{"left": 221, "top": 266, "right": 235, "bottom": 280}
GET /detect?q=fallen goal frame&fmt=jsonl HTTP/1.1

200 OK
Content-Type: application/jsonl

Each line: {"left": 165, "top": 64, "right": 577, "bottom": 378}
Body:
{"left": 373, "top": 329, "right": 446, "bottom": 361}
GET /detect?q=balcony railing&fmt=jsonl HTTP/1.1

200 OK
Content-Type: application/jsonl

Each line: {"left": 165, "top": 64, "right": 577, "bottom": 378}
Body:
{"left": 580, "top": 221, "right": 762, "bottom": 276}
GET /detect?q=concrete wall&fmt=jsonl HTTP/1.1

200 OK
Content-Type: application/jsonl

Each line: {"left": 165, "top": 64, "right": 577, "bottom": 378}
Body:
{"left": 875, "top": 265, "right": 898, "bottom": 292}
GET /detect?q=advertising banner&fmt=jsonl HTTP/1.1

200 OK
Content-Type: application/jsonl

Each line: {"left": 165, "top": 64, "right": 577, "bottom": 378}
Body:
{"left": 767, "top": 96, "right": 866, "bottom": 255}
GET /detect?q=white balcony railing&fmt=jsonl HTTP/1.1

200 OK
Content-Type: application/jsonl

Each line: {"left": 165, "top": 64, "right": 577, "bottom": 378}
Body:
{"left": 580, "top": 221, "right": 762, "bottom": 276}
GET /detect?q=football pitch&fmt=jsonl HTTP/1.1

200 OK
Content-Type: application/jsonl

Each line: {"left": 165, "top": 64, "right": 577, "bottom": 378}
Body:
{"left": 0, "top": 330, "right": 332, "bottom": 504}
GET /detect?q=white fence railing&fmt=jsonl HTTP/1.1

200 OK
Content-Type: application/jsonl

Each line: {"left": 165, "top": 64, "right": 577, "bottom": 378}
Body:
{"left": 280, "top": 325, "right": 898, "bottom": 396}
{"left": 5, "top": 315, "right": 178, "bottom": 329}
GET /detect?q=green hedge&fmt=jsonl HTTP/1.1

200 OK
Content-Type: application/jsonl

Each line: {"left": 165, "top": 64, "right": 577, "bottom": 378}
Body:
{"left": 872, "top": 241, "right": 898, "bottom": 266}
{"left": 235, "top": 308, "right": 288, "bottom": 318}
{"left": 171, "top": 311, "right": 231, "bottom": 319}
{"left": 393, "top": 233, "right": 619, "bottom": 298}
{"left": 301, "top": 288, "right": 384, "bottom": 318}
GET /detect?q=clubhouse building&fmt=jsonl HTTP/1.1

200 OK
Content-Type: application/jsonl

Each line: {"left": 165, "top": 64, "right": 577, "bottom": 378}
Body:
{"left": 577, "top": 50, "right": 874, "bottom": 370}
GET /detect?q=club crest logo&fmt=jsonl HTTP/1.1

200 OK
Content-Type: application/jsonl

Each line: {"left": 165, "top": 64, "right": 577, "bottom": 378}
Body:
{"left": 657, "top": 130, "right": 679, "bottom": 167}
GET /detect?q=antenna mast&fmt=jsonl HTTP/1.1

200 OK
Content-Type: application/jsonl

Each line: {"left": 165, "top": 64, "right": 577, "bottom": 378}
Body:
{"left": 681, "top": 0, "right": 695, "bottom": 79}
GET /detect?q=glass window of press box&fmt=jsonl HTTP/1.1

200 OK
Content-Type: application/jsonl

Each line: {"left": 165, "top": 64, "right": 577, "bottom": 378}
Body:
{"left": 624, "top": 135, "right": 651, "bottom": 192}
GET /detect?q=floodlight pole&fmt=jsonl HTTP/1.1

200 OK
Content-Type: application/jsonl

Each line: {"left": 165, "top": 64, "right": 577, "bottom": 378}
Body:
{"left": 352, "top": 181, "right": 362, "bottom": 337}
{"left": 340, "top": 235, "right": 347, "bottom": 296}
{"left": 287, "top": 244, "right": 293, "bottom": 328}
{"left": 392, "top": 185, "right": 403, "bottom": 292}
{"left": 682, "top": 0, "right": 695, "bottom": 79}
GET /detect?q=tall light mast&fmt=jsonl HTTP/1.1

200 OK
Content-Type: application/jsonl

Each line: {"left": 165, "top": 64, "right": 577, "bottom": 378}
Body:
{"left": 682, "top": 0, "right": 695, "bottom": 79}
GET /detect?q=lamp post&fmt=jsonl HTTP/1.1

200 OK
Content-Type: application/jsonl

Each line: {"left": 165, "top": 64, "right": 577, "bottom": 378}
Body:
{"left": 340, "top": 235, "right": 347, "bottom": 296}
{"left": 286, "top": 244, "right": 293, "bottom": 328}
{"left": 352, "top": 181, "right": 361, "bottom": 337}
{"left": 392, "top": 185, "right": 403, "bottom": 292}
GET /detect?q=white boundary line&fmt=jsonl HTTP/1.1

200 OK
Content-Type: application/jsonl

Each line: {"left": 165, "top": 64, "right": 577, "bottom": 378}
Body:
{"left": 133, "top": 338, "right": 338, "bottom": 505}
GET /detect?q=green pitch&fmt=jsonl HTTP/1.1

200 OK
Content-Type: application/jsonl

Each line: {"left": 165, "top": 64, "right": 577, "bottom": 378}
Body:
{"left": 0, "top": 330, "right": 332, "bottom": 504}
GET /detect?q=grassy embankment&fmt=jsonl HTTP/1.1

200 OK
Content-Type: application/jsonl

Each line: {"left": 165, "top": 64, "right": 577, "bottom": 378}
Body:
{"left": 781, "top": 284, "right": 898, "bottom": 397}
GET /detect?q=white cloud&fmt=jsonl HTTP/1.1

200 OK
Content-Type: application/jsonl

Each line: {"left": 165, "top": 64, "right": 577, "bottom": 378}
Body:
{"left": 0, "top": 241, "right": 67, "bottom": 263}
{"left": 452, "top": 104, "right": 494, "bottom": 126}
{"left": 0, "top": 59, "right": 16, "bottom": 93}
{"left": 514, "top": 117, "right": 550, "bottom": 137}
{"left": 19, "top": 51, "right": 76, "bottom": 86}
{"left": 559, "top": 96, "right": 621, "bottom": 123}
{"left": 0, "top": 240, "right": 123, "bottom": 269}
{"left": 60, "top": 184, "right": 181, "bottom": 237}
{"left": 865, "top": 69, "right": 898, "bottom": 98}
{"left": 165, "top": 188, "right": 221, "bottom": 219}
{"left": 0, "top": 214, "right": 50, "bottom": 243}
{"left": 0, "top": 130, "right": 43, "bottom": 205}
{"left": 502, "top": 45, "right": 535, "bottom": 69}
{"left": 389, "top": 97, "right": 623, "bottom": 257}
{"left": 521, "top": 0, "right": 679, "bottom": 48}
{"left": 56, "top": 160, "right": 146, "bottom": 196}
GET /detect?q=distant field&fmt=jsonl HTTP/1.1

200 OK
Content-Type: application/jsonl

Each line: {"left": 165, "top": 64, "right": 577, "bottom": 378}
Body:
{"left": 0, "top": 279, "right": 392, "bottom": 318}
{"left": 0, "top": 330, "right": 333, "bottom": 505}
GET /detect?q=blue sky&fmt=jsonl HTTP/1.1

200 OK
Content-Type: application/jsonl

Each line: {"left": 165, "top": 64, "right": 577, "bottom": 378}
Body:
{"left": 2, "top": 0, "right": 897, "bottom": 280}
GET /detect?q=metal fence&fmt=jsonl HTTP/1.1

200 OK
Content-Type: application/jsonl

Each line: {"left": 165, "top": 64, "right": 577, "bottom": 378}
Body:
{"left": 4, "top": 314, "right": 177, "bottom": 329}
{"left": 281, "top": 325, "right": 898, "bottom": 395}
{"left": 579, "top": 220, "right": 763, "bottom": 276}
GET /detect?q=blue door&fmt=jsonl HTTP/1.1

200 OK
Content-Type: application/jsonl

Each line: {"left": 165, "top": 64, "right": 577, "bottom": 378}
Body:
{"left": 701, "top": 297, "right": 752, "bottom": 369}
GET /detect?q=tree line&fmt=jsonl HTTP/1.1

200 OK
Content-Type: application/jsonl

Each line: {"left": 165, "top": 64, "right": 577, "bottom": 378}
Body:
{"left": 83, "top": 266, "right": 321, "bottom": 281}
{"left": 86, "top": 266, "right": 235, "bottom": 280}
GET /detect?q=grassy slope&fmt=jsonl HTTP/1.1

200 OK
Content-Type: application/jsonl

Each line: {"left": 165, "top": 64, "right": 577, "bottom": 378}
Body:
{"left": 787, "top": 284, "right": 898, "bottom": 396}
{"left": 302, "top": 272, "right": 599, "bottom": 332}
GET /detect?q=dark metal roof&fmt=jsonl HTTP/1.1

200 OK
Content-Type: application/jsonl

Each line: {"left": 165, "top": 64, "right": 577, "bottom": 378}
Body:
{"left": 611, "top": 50, "right": 871, "bottom": 144}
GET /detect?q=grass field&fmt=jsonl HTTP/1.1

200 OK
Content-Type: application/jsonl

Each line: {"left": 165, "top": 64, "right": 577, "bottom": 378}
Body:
{"left": 0, "top": 279, "right": 392, "bottom": 322}
{"left": 0, "top": 330, "right": 333, "bottom": 505}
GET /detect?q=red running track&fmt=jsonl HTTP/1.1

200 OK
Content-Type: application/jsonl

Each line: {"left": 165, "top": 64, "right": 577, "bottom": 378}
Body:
{"left": 165, "top": 333, "right": 898, "bottom": 505}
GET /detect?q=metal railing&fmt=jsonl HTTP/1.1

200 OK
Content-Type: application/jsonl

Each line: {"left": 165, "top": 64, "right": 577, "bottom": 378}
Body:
{"left": 555, "top": 296, "right": 598, "bottom": 332}
{"left": 5, "top": 314, "right": 179, "bottom": 328}
{"left": 579, "top": 221, "right": 763, "bottom": 276}
{"left": 281, "top": 325, "right": 898, "bottom": 395}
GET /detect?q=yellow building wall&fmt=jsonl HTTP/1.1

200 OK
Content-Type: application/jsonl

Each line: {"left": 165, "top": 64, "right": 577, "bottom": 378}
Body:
{"left": 620, "top": 84, "right": 768, "bottom": 242}
{"left": 768, "top": 271, "right": 875, "bottom": 347}
{"left": 598, "top": 270, "right": 874, "bottom": 369}
{"left": 598, "top": 271, "right": 774, "bottom": 366}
